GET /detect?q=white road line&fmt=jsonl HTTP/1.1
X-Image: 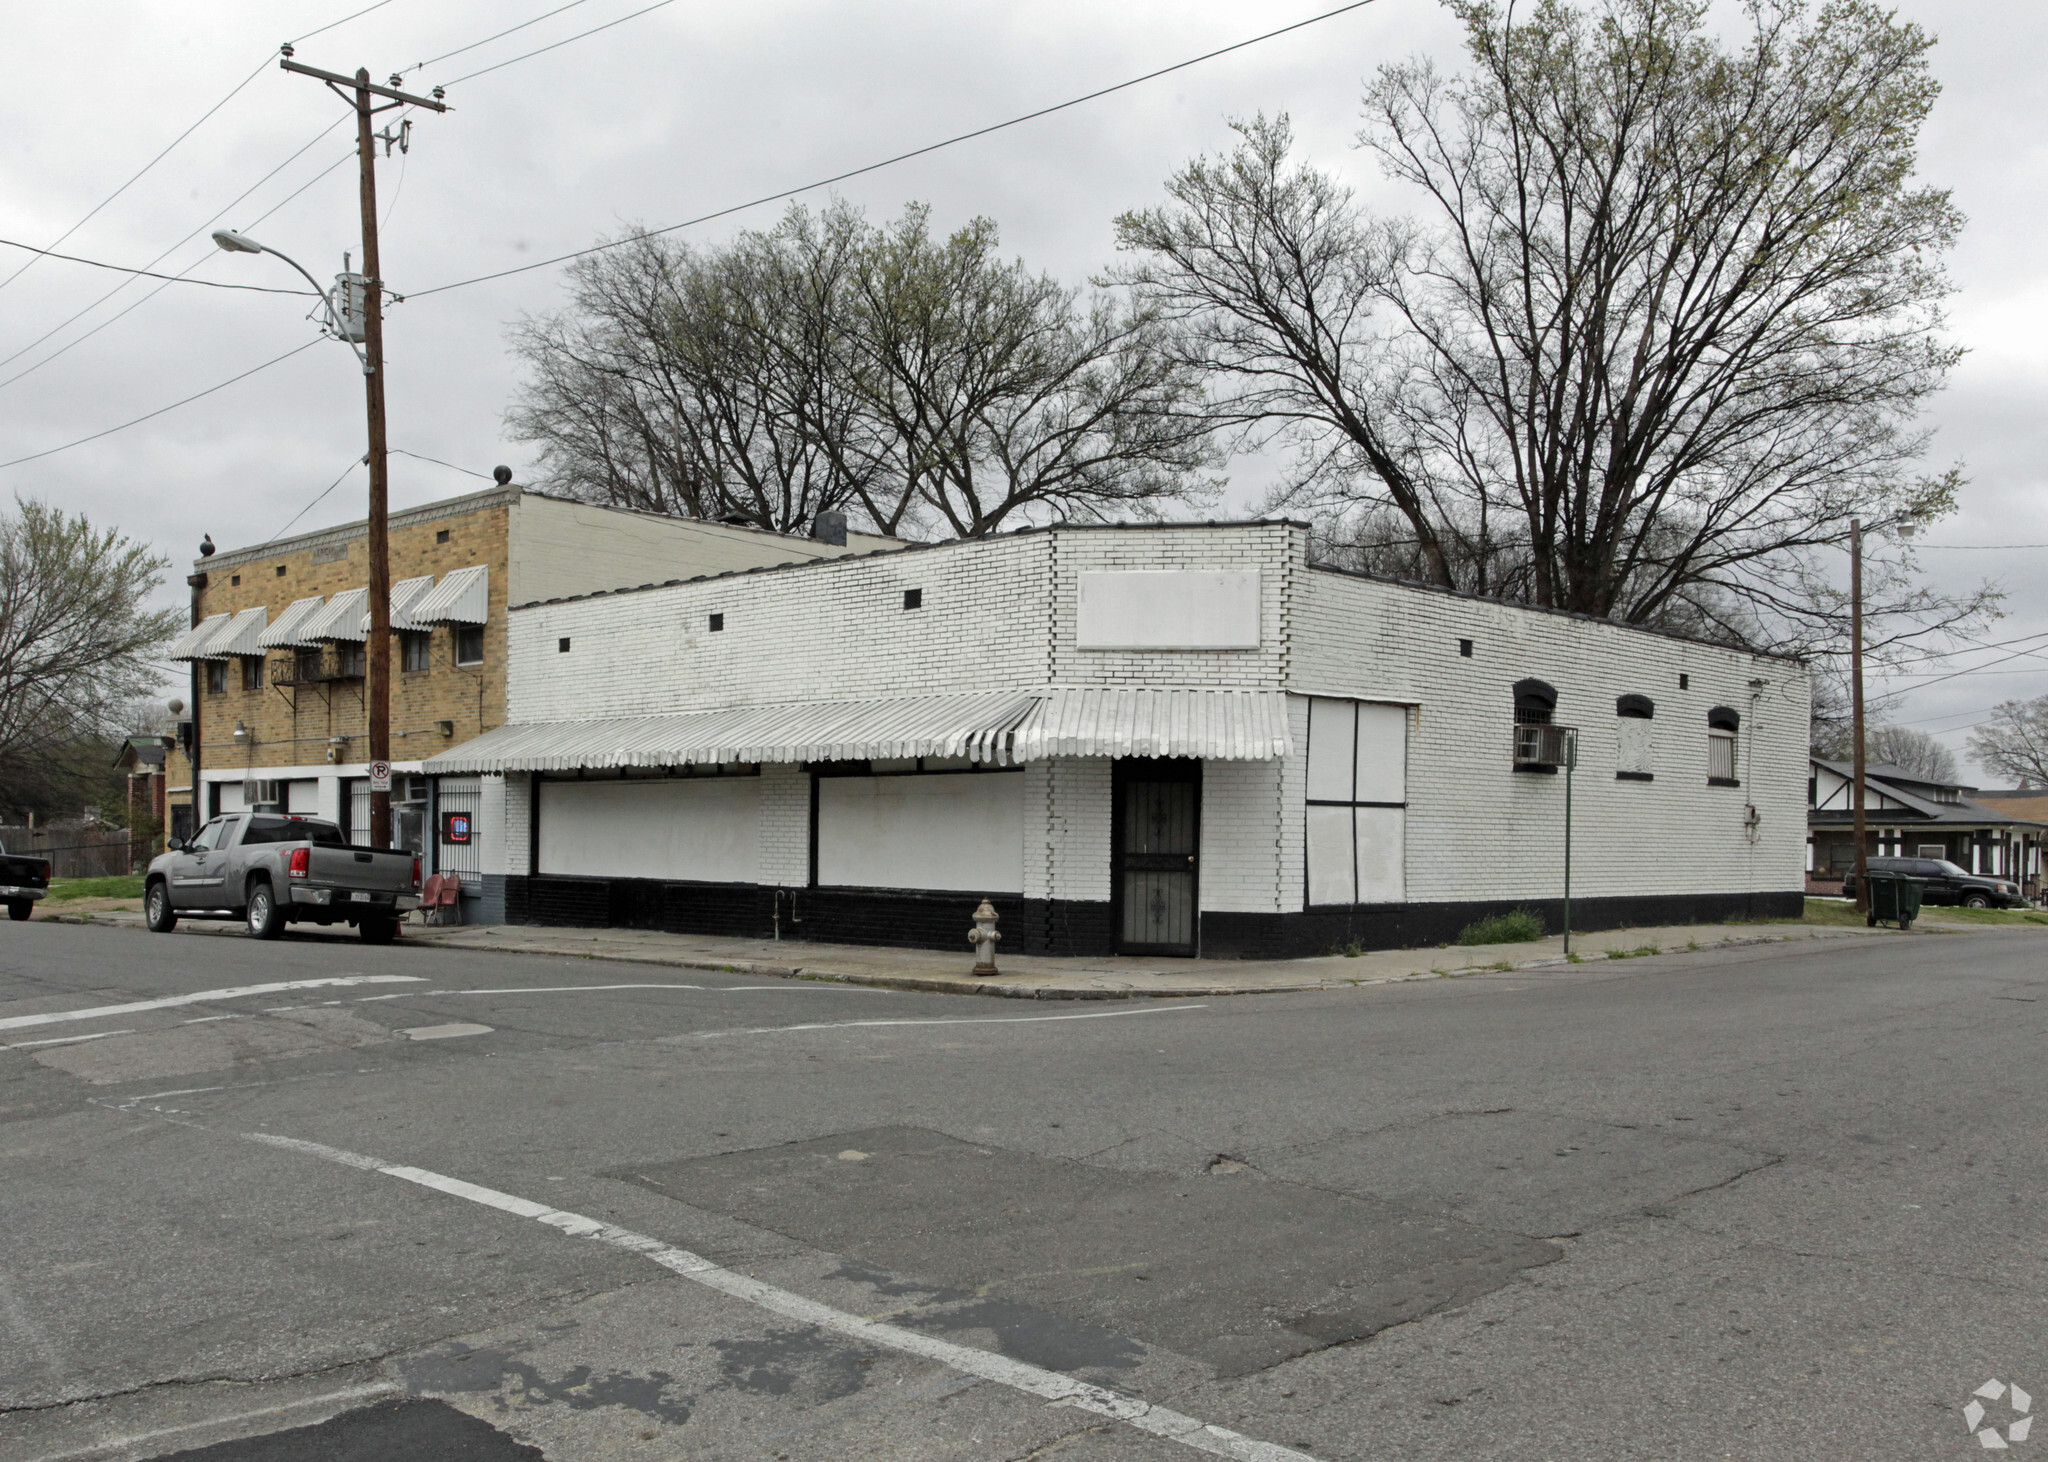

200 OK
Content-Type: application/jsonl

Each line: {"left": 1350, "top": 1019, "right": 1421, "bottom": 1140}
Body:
{"left": 21, "top": 1382, "right": 400, "bottom": 1462}
{"left": 2, "top": 1029, "right": 136, "bottom": 1050}
{"left": 0, "top": 976, "right": 426, "bottom": 1032}
{"left": 694, "top": 1005, "right": 1208, "bottom": 1038}
{"left": 445, "top": 983, "right": 831, "bottom": 996}
{"left": 242, "top": 1132, "right": 1321, "bottom": 1462}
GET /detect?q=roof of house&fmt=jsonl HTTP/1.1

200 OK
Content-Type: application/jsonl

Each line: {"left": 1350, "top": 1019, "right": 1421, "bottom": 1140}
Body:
{"left": 111, "top": 735, "right": 172, "bottom": 771}
{"left": 1809, "top": 757, "right": 2047, "bottom": 830}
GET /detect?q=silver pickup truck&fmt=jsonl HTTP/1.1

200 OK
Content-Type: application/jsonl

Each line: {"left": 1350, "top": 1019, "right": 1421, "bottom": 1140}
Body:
{"left": 144, "top": 812, "right": 420, "bottom": 943}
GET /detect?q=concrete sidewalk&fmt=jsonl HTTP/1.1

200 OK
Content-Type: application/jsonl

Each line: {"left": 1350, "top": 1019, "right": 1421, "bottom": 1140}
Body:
{"left": 47, "top": 901, "right": 1890, "bottom": 999}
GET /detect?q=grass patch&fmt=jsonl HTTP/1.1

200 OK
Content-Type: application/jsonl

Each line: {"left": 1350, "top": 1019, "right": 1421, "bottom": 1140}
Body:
{"left": 1604, "top": 944, "right": 1663, "bottom": 960}
{"left": 1457, "top": 908, "right": 1545, "bottom": 946}
{"left": 1921, "top": 904, "right": 2048, "bottom": 926}
{"left": 46, "top": 874, "right": 145, "bottom": 903}
{"left": 1795, "top": 897, "right": 1869, "bottom": 928}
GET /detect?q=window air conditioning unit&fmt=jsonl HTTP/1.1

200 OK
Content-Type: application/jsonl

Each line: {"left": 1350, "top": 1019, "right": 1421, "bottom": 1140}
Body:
{"left": 1513, "top": 723, "right": 1575, "bottom": 770}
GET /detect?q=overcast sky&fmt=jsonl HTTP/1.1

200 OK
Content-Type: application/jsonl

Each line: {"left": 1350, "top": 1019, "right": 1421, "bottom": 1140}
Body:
{"left": 2, "top": 0, "right": 2043, "bottom": 778}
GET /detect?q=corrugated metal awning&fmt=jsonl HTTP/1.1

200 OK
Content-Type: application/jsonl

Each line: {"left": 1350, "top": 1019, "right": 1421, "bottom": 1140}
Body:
{"left": 1012, "top": 688, "right": 1291, "bottom": 761}
{"left": 168, "top": 613, "right": 231, "bottom": 661}
{"left": 258, "top": 596, "right": 326, "bottom": 649}
{"left": 410, "top": 565, "right": 488, "bottom": 624}
{"left": 197, "top": 606, "right": 268, "bottom": 658}
{"left": 423, "top": 688, "right": 1292, "bottom": 775}
{"left": 423, "top": 691, "right": 1038, "bottom": 774}
{"left": 365, "top": 575, "right": 436, "bottom": 634}
{"left": 300, "top": 587, "right": 368, "bottom": 642}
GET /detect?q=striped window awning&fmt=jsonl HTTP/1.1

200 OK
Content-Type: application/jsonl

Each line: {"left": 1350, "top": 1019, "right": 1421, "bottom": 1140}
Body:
{"left": 168, "top": 613, "right": 231, "bottom": 661}
{"left": 299, "top": 587, "right": 369, "bottom": 642}
{"left": 367, "top": 575, "right": 437, "bottom": 634}
{"left": 423, "top": 689, "right": 1292, "bottom": 775}
{"left": 258, "top": 596, "right": 326, "bottom": 649}
{"left": 198, "top": 606, "right": 269, "bottom": 658}
{"left": 409, "top": 565, "right": 488, "bottom": 624}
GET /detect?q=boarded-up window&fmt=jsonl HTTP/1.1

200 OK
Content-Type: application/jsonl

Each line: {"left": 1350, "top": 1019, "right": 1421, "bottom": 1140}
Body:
{"left": 1304, "top": 698, "right": 1407, "bottom": 906}
{"left": 816, "top": 771, "right": 1024, "bottom": 894}
{"left": 539, "top": 776, "right": 760, "bottom": 881}
{"left": 1616, "top": 694, "right": 1654, "bottom": 780}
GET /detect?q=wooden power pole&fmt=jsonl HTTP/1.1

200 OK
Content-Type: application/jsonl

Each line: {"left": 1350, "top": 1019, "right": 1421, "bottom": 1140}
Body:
{"left": 280, "top": 51, "right": 446, "bottom": 846}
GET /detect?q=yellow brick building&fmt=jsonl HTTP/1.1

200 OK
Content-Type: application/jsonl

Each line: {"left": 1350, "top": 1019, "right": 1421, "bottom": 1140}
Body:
{"left": 169, "top": 484, "right": 885, "bottom": 855}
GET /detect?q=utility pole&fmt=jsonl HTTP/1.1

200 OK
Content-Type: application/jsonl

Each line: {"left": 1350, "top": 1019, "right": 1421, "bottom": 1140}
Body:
{"left": 1850, "top": 518, "right": 1868, "bottom": 913}
{"left": 280, "top": 50, "right": 446, "bottom": 847}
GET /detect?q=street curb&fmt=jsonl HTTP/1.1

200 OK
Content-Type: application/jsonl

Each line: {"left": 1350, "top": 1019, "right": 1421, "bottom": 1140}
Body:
{"left": 33, "top": 910, "right": 1889, "bottom": 1003}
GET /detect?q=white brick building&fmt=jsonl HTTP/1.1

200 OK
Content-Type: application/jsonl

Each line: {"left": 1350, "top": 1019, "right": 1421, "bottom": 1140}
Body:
{"left": 424, "top": 523, "right": 1809, "bottom": 956}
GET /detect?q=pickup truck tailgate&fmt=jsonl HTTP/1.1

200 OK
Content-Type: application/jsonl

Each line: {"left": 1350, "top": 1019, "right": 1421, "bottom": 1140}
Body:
{"left": 305, "top": 846, "right": 416, "bottom": 894}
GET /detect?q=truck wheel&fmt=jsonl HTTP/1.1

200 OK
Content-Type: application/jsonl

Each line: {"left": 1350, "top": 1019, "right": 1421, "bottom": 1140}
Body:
{"left": 7, "top": 900, "right": 30, "bottom": 921}
{"left": 145, "top": 881, "right": 177, "bottom": 933}
{"left": 1964, "top": 893, "right": 1990, "bottom": 909}
{"left": 358, "top": 916, "right": 397, "bottom": 945}
{"left": 245, "top": 881, "right": 284, "bottom": 940}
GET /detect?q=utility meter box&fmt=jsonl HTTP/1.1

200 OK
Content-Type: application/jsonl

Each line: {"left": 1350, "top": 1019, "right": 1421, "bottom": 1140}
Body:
{"left": 335, "top": 272, "right": 369, "bottom": 343}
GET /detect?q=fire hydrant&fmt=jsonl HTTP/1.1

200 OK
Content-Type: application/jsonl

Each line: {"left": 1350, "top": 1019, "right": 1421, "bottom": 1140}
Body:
{"left": 967, "top": 899, "right": 1002, "bottom": 976}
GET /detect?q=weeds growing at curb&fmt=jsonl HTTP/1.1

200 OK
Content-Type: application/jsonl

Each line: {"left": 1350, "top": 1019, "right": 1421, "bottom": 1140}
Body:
{"left": 1457, "top": 908, "right": 1545, "bottom": 945}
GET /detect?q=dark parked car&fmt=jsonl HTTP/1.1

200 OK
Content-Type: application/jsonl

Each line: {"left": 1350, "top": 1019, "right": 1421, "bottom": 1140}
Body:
{"left": 0, "top": 841, "right": 51, "bottom": 920}
{"left": 1840, "top": 856, "right": 2027, "bottom": 910}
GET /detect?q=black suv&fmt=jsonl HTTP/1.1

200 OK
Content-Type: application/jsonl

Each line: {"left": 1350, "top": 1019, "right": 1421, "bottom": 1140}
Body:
{"left": 1841, "top": 856, "right": 2028, "bottom": 909}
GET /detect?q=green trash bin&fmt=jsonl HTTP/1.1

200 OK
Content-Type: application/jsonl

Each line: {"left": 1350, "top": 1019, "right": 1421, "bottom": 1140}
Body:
{"left": 1865, "top": 871, "right": 1923, "bottom": 929}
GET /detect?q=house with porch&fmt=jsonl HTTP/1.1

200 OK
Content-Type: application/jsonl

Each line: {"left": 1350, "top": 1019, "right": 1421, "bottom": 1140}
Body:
{"left": 1806, "top": 759, "right": 2045, "bottom": 897}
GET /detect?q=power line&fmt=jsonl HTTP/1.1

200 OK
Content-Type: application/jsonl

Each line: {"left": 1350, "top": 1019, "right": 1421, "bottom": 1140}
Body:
{"left": 0, "top": 126, "right": 353, "bottom": 385}
{"left": 1914, "top": 542, "right": 2048, "bottom": 550}
{"left": 410, "top": 0, "right": 1381, "bottom": 298}
{"left": 269, "top": 453, "right": 369, "bottom": 542}
{"left": 391, "top": 447, "right": 494, "bottom": 479}
{"left": 0, "top": 57, "right": 272, "bottom": 297}
{"left": 291, "top": 0, "right": 396, "bottom": 45}
{"left": 404, "top": 0, "right": 600, "bottom": 74}
{"left": 0, "top": 337, "right": 325, "bottom": 472}
{"left": 0, "top": 238, "right": 315, "bottom": 295}
{"left": 0, "top": 0, "right": 390, "bottom": 296}
{"left": 440, "top": 0, "right": 678, "bottom": 86}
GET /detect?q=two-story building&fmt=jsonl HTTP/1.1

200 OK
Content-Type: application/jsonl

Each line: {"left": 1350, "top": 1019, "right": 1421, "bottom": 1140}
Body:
{"left": 167, "top": 483, "right": 888, "bottom": 907}
{"left": 424, "top": 521, "right": 1810, "bottom": 955}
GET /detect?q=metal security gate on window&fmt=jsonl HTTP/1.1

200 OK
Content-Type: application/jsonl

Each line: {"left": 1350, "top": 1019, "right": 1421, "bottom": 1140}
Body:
{"left": 435, "top": 777, "right": 481, "bottom": 889}
{"left": 1113, "top": 759, "right": 1200, "bottom": 956}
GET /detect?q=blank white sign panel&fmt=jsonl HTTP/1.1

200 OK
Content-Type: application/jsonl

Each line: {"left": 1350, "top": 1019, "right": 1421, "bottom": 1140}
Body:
{"left": 1305, "top": 805, "right": 1356, "bottom": 906}
{"left": 1076, "top": 571, "right": 1261, "bottom": 649}
{"left": 1354, "top": 702, "right": 1408, "bottom": 804}
{"left": 539, "top": 777, "right": 759, "bottom": 882}
{"left": 1354, "top": 806, "right": 1406, "bottom": 904}
{"left": 817, "top": 772, "right": 1024, "bottom": 894}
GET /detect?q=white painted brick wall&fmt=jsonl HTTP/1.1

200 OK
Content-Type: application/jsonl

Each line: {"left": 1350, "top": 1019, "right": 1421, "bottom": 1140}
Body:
{"left": 1043, "top": 757, "right": 1112, "bottom": 904}
{"left": 500, "top": 773, "right": 532, "bottom": 875}
{"left": 1199, "top": 760, "right": 1287, "bottom": 913}
{"left": 476, "top": 774, "right": 509, "bottom": 875}
{"left": 756, "top": 764, "right": 810, "bottom": 887}
{"left": 1289, "top": 571, "right": 1809, "bottom": 905}
{"left": 494, "top": 523, "right": 1806, "bottom": 913}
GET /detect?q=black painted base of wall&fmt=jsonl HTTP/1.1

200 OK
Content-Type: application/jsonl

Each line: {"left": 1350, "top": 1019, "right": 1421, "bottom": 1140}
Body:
{"left": 499, "top": 876, "right": 1802, "bottom": 960}
{"left": 500, "top": 876, "right": 1113, "bottom": 957}
{"left": 1202, "top": 889, "right": 1806, "bottom": 960}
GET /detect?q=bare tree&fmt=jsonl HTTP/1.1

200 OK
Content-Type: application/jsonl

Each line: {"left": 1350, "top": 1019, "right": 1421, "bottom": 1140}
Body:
{"left": 1115, "top": 0, "right": 1990, "bottom": 657}
{"left": 1968, "top": 699, "right": 2048, "bottom": 788}
{"left": 512, "top": 202, "right": 1218, "bottom": 539}
{"left": 1814, "top": 722, "right": 1956, "bottom": 783}
{"left": 0, "top": 501, "right": 180, "bottom": 815}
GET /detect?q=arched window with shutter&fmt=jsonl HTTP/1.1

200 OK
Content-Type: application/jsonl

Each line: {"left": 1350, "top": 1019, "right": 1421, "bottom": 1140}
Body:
{"left": 1616, "top": 694, "right": 1654, "bottom": 781}
{"left": 1512, "top": 679, "right": 1568, "bottom": 770}
{"left": 1707, "top": 706, "right": 1741, "bottom": 785}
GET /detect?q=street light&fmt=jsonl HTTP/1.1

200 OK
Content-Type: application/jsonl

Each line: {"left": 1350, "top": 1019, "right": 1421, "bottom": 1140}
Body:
{"left": 212, "top": 225, "right": 393, "bottom": 847}
{"left": 1848, "top": 508, "right": 1927, "bottom": 914}
{"left": 209, "top": 230, "right": 367, "bottom": 372}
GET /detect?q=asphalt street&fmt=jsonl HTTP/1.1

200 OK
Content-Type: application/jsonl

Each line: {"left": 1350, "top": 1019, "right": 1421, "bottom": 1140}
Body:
{"left": 0, "top": 920, "right": 2042, "bottom": 1461}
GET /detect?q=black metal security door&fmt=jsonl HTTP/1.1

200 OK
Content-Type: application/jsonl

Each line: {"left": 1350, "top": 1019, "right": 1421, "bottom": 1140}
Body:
{"left": 1113, "top": 759, "right": 1201, "bottom": 955}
